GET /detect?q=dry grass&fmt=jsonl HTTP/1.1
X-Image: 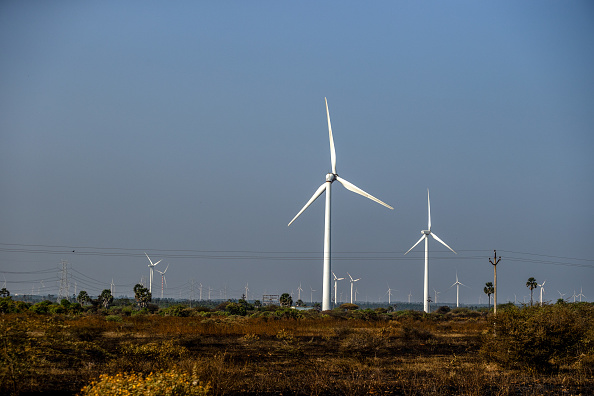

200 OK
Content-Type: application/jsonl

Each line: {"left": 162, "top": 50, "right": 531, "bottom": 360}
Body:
{"left": 1, "top": 307, "right": 592, "bottom": 395}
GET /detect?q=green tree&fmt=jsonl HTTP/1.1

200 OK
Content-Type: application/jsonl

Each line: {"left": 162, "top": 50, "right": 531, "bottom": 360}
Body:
{"left": 99, "top": 289, "right": 113, "bottom": 309}
{"left": 484, "top": 282, "right": 494, "bottom": 310}
{"left": 279, "top": 293, "right": 292, "bottom": 307}
{"left": 295, "top": 299, "right": 304, "bottom": 307}
{"left": 0, "top": 287, "right": 10, "bottom": 297}
{"left": 134, "top": 284, "right": 151, "bottom": 309}
{"left": 526, "top": 277, "right": 537, "bottom": 307}
{"left": 77, "top": 290, "right": 90, "bottom": 306}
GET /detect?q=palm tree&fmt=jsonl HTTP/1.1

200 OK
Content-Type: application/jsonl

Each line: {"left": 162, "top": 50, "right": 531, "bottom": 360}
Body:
{"left": 484, "top": 282, "right": 494, "bottom": 310}
{"left": 526, "top": 277, "right": 537, "bottom": 306}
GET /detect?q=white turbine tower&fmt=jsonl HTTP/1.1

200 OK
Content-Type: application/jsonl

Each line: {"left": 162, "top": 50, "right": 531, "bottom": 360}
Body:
{"left": 450, "top": 272, "right": 468, "bottom": 308}
{"left": 433, "top": 289, "right": 441, "bottom": 304}
{"left": 405, "top": 189, "right": 456, "bottom": 313}
{"left": 144, "top": 253, "right": 162, "bottom": 294}
{"left": 155, "top": 264, "right": 169, "bottom": 299}
{"left": 539, "top": 280, "right": 546, "bottom": 306}
{"left": 288, "top": 98, "right": 393, "bottom": 311}
{"left": 347, "top": 272, "right": 360, "bottom": 304}
{"left": 244, "top": 282, "right": 249, "bottom": 301}
{"left": 297, "top": 283, "right": 303, "bottom": 302}
{"left": 386, "top": 283, "right": 396, "bottom": 305}
{"left": 577, "top": 287, "right": 585, "bottom": 302}
{"left": 310, "top": 286, "right": 316, "bottom": 304}
{"left": 332, "top": 272, "right": 344, "bottom": 308}
{"left": 408, "top": 291, "right": 412, "bottom": 303}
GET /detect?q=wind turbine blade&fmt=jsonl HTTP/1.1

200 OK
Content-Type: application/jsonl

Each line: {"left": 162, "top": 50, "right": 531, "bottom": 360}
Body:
{"left": 347, "top": 272, "right": 353, "bottom": 281}
{"left": 427, "top": 188, "right": 431, "bottom": 230}
{"left": 335, "top": 176, "right": 393, "bottom": 210}
{"left": 154, "top": 260, "right": 162, "bottom": 267}
{"left": 325, "top": 97, "right": 337, "bottom": 175}
{"left": 163, "top": 264, "right": 169, "bottom": 274}
{"left": 145, "top": 253, "right": 153, "bottom": 266}
{"left": 354, "top": 278, "right": 360, "bottom": 282}
{"left": 288, "top": 183, "right": 327, "bottom": 226}
{"left": 430, "top": 232, "right": 457, "bottom": 254}
{"left": 404, "top": 235, "right": 425, "bottom": 255}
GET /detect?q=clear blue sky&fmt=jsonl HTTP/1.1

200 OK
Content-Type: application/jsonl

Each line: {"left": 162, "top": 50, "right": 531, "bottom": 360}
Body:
{"left": 1, "top": 1, "right": 593, "bottom": 305}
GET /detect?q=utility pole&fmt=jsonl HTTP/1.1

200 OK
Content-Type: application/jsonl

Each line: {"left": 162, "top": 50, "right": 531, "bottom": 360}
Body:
{"left": 489, "top": 250, "right": 501, "bottom": 314}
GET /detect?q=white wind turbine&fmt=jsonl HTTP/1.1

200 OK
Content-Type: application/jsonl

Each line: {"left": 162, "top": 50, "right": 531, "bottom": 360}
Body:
{"left": 408, "top": 291, "right": 412, "bottom": 303}
{"left": 347, "top": 272, "right": 360, "bottom": 304}
{"left": 450, "top": 272, "right": 468, "bottom": 308}
{"left": 539, "top": 280, "right": 546, "bottom": 306}
{"left": 144, "top": 253, "right": 162, "bottom": 294}
{"left": 433, "top": 289, "right": 441, "bottom": 304}
{"left": 155, "top": 264, "right": 169, "bottom": 299}
{"left": 405, "top": 189, "right": 456, "bottom": 313}
{"left": 386, "top": 283, "right": 396, "bottom": 305}
{"left": 297, "top": 283, "right": 303, "bottom": 302}
{"left": 310, "top": 286, "right": 316, "bottom": 304}
{"left": 577, "top": 287, "right": 585, "bottom": 302}
{"left": 557, "top": 290, "right": 566, "bottom": 302}
{"left": 288, "top": 98, "right": 393, "bottom": 311}
{"left": 244, "top": 283, "right": 249, "bottom": 301}
{"left": 332, "top": 272, "right": 344, "bottom": 307}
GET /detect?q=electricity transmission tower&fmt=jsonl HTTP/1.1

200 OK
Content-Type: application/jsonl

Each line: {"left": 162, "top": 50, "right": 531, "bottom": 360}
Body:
{"left": 58, "top": 260, "right": 70, "bottom": 302}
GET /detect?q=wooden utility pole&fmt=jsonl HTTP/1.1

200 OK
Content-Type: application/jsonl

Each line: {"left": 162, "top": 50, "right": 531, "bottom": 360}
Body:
{"left": 489, "top": 250, "right": 501, "bottom": 314}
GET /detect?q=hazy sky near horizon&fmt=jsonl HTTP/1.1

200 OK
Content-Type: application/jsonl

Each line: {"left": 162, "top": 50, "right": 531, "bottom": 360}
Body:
{"left": 1, "top": 1, "right": 593, "bottom": 305}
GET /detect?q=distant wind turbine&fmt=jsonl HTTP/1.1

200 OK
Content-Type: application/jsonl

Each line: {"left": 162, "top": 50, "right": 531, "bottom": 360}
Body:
{"left": 332, "top": 272, "right": 344, "bottom": 307}
{"left": 577, "top": 287, "right": 585, "bottom": 302}
{"left": 408, "top": 291, "right": 412, "bottom": 303}
{"left": 288, "top": 98, "right": 393, "bottom": 311}
{"left": 244, "top": 282, "right": 249, "bottom": 301}
{"left": 433, "top": 289, "right": 441, "bottom": 304}
{"left": 405, "top": 189, "right": 456, "bottom": 313}
{"left": 297, "top": 283, "right": 303, "bottom": 302}
{"left": 310, "top": 286, "right": 316, "bottom": 304}
{"left": 386, "top": 283, "right": 396, "bottom": 305}
{"left": 144, "top": 253, "right": 162, "bottom": 294}
{"left": 557, "top": 290, "right": 566, "bottom": 302}
{"left": 539, "top": 280, "right": 546, "bottom": 306}
{"left": 450, "top": 272, "right": 468, "bottom": 308}
{"left": 155, "top": 264, "right": 169, "bottom": 299}
{"left": 347, "top": 272, "right": 360, "bottom": 304}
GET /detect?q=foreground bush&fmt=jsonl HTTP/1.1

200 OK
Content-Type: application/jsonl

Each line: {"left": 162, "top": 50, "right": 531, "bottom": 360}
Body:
{"left": 481, "top": 302, "right": 594, "bottom": 372}
{"left": 80, "top": 368, "right": 210, "bottom": 396}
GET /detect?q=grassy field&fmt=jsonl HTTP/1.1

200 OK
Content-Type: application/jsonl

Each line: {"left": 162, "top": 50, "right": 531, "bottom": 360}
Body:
{"left": 1, "top": 302, "right": 593, "bottom": 395}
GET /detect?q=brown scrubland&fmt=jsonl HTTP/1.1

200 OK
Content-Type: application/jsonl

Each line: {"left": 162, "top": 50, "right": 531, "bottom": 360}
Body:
{"left": 1, "top": 300, "right": 593, "bottom": 395}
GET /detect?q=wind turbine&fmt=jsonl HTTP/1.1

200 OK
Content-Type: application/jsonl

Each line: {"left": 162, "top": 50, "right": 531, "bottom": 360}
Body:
{"left": 557, "top": 290, "right": 566, "bottom": 302}
{"left": 332, "top": 272, "right": 344, "bottom": 307}
{"left": 310, "top": 286, "right": 316, "bottom": 304}
{"left": 144, "top": 253, "right": 162, "bottom": 294}
{"left": 577, "top": 287, "right": 585, "bottom": 302}
{"left": 408, "top": 291, "right": 412, "bottom": 303}
{"left": 450, "top": 272, "right": 468, "bottom": 308}
{"left": 386, "top": 283, "right": 396, "bottom": 305}
{"left": 244, "top": 282, "right": 249, "bottom": 301}
{"left": 288, "top": 98, "right": 393, "bottom": 311}
{"left": 404, "top": 189, "right": 456, "bottom": 313}
{"left": 539, "top": 280, "right": 546, "bottom": 306}
{"left": 297, "top": 283, "right": 303, "bottom": 302}
{"left": 155, "top": 264, "right": 169, "bottom": 299}
{"left": 433, "top": 289, "right": 441, "bottom": 304}
{"left": 347, "top": 272, "right": 360, "bottom": 304}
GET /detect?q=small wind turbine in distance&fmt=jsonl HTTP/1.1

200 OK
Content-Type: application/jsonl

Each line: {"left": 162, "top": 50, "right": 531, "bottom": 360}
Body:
{"left": 144, "top": 253, "right": 162, "bottom": 294}
{"left": 557, "top": 290, "right": 566, "bottom": 302}
{"left": 288, "top": 98, "right": 394, "bottom": 311}
{"left": 244, "top": 283, "right": 249, "bottom": 301}
{"left": 332, "top": 272, "right": 344, "bottom": 308}
{"left": 404, "top": 189, "right": 456, "bottom": 313}
{"left": 577, "top": 287, "right": 585, "bottom": 302}
{"left": 155, "top": 264, "right": 169, "bottom": 299}
{"left": 433, "top": 289, "right": 441, "bottom": 304}
{"left": 450, "top": 272, "right": 468, "bottom": 308}
{"left": 347, "top": 272, "right": 360, "bottom": 304}
{"left": 297, "top": 283, "right": 303, "bottom": 302}
{"left": 386, "top": 283, "right": 396, "bottom": 305}
{"left": 408, "top": 291, "right": 412, "bottom": 303}
{"left": 539, "top": 280, "right": 546, "bottom": 306}
{"left": 310, "top": 286, "right": 316, "bottom": 304}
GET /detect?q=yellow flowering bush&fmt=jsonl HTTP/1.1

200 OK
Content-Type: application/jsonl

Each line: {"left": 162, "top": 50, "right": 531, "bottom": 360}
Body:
{"left": 79, "top": 368, "right": 210, "bottom": 396}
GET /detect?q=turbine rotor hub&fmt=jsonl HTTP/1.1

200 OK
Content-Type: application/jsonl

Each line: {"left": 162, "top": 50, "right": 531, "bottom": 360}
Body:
{"left": 326, "top": 173, "right": 336, "bottom": 182}
{"left": 422, "top": 230, "right": 431, "bottom": 235}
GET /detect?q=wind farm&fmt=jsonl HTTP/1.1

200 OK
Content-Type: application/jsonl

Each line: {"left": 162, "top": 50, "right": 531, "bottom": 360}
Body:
{"left": 1, "top": 2, "right": 593, "bottom": 394}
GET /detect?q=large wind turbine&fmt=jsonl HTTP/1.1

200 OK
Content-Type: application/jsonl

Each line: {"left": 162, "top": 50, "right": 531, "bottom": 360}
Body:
{"left": 539, "top": 280, "right": 546, "bottom": 306}
{"left": 144, "top": 253, "right": 162, "bottom": 294}
{"left": 405, "top": 189, "right": 456, "bottom": 313}
{"left": 288, "top": 98, "right": 393, "bottom": 311}
{"left": 347, "top": 272, "right": 360, "bottom": 304}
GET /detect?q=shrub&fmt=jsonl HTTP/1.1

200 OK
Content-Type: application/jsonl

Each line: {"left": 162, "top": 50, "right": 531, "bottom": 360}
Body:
{"left": 105, "top": 315, "right": 122, "bottom": 322}
{"left": 481, "top": 303, "right": 594, "bottom": 372}
{"left": 80, "top": 368, "right": 210, "bottom": 396}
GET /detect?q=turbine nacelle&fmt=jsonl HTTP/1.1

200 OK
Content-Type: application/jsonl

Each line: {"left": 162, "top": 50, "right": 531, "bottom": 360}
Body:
{"left": 422, "top": 230, "right": 431, "bottom": 235}
{"left": 326, "top": 173, "right": 336, "bottom": 182}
